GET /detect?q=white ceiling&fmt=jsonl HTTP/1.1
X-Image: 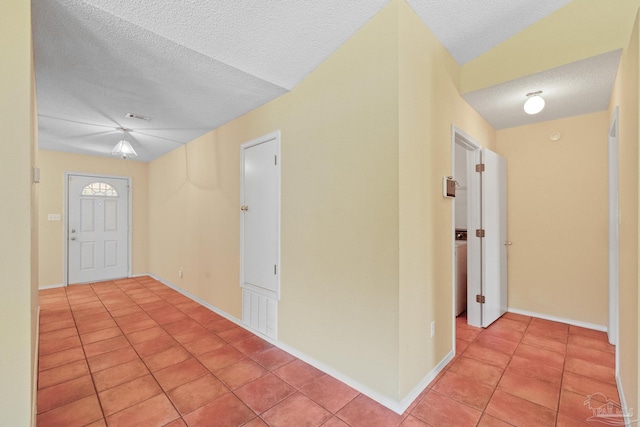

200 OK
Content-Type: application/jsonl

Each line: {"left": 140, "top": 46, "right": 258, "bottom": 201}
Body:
{"left": 462, "top": 50, "right": 622, "bottom": 130}
{"left": 405, "top": 0, "right": 571, "bottom": 65}
{"left": 33, "top": 0, "right": 613, "bottom": 162}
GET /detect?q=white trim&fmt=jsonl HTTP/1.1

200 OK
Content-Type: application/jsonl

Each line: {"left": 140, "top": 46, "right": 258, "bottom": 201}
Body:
{"left": 450, "top": 126, "right": 457, "bottom": 353}
{"left": 148, "top": 273, "right": 444, "bottom": 415}
{"left": 38, "top": 283, "right": 64, "bottom": 290}
{"left": 507, "top": 307, "right": 608, "bottom": 332}
{"left": 607, "top": 107, "right": 620, "bottom": 353}
{"left": 395, "top": 351, "right": 455, "bottom": 413}
{"left": 615, "top": 373, "right": 633, "bottom": 427}
{"left": 270, "top": 343, "right": 426, "bottom": 415}
{"left": 64, "top": 172, "right": 133, "bottom": 285}
{"left": 149, "top": 273, "right": 244, "bottom": 326}
{"left": 32, "top": 306, "right": 40, "bottom": 427}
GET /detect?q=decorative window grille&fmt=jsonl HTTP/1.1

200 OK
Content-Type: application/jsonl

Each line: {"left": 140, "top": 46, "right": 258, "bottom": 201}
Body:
{"left": 81, "top": 182, "right": 119, "bottom": 197}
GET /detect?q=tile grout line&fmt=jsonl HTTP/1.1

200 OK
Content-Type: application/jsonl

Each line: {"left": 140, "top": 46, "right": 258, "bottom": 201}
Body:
{"left": 109, "top": 279, "right": 186, "bottom": 425}
{"left": 478, "top": 316, "right": 532, "bottom": 426}
{"left": 67, "top": 284, "right": 108, "bottom": 426}
{"left": 555, "top": 329, "right": 569, "bottom": 424}
{"left": 39, "top": 280, "right": 616, "bottom": 427}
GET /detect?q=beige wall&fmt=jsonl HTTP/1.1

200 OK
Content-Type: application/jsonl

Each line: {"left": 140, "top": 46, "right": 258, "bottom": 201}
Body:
{"left": 148, "top": 133, "right": 246, "bottom": 317}
{"left": 397, "top": 2, "right": 495, "bottom": 397}
{"left": 460, "top": 0, "right": 640, "bottom": 94}
{"left": 609, "top": 11, "right": 639, "bottom": 417}
{"left": 30, "top": 44, "right": 40, "bottom": 423}
{"left": 0, "top": 0, "right": 38, "bottom": 424}
{"left": 150, "top": 1, "right": 401, "bottom": 398}
{"left": 496, "top": 113, "right": 609, "bottom": 326}
{"left": 38, "top": 151, "right": 149, "bottom": 286}
{"left": 149, "top": 0, "right": 494, "bottom": 402}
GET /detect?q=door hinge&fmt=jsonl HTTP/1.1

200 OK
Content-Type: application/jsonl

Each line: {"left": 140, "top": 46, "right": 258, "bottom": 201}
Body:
{"left": 476, "top": 163, "right": 485, "bottom": 173}
{"left": 274, "top": 265, "right": 277, "bottom": 275}
{"left": 476, "top": 294, "right": 485, "bottom": 304}
{"left": 274, "top": 155, "right": 278, "bottom": 166}
{"left": 476, "top": 229, "right": 485, "bottom": 238}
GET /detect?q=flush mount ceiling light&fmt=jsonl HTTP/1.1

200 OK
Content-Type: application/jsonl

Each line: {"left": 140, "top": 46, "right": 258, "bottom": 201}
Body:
{"left": 111, "top": 128, "right": 137, "bottom": 159}
{"left": 524, "top": 90, "right": 545, "bottom": 115}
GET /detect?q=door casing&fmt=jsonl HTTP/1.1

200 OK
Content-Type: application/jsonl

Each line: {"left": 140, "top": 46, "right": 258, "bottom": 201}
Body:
{"left": 607, "top": 107, "right": 619, "bottom": 361}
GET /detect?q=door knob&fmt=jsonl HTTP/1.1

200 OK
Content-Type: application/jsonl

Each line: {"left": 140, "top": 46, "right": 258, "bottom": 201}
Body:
{"left": 240, "top": 205, "right": 249, "bottom": 211}
{"left": 504, "top": 241, "right": 512, "bottom": 246}
{"left": 70, "top": 237, "right": 76, "bottom": 241}
{"left": 71, "top": 229, "right": 76, "bottom": 233}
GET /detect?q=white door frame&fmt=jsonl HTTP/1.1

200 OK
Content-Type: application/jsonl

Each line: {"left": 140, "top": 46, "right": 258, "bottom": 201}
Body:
{"left": 607, "top": 107, "right": 619, "bottom": 355}
{"left": 451, "top": 126, "right": 482, "bottom": 341}
{"left": 64, "top": 172, "right": 132, "bottom": 286}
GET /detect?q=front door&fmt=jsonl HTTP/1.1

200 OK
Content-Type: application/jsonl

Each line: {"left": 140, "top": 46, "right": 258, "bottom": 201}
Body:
{"left": 67, "top": 174, "right": 130, "bottom": 284}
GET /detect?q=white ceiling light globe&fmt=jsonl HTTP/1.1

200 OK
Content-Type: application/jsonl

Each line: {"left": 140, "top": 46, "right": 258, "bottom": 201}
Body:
{"left": 524, "top": 95, "right": 545, "bottom": 115}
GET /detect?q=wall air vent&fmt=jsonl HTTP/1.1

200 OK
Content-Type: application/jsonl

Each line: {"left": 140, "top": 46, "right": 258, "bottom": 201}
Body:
{"left": 125, "top": 112, "right": 152, "bottom": 121}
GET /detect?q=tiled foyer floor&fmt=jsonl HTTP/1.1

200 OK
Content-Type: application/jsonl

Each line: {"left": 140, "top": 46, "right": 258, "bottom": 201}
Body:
{"left": 37, "top": 276, "right": 618, "bottom": 426}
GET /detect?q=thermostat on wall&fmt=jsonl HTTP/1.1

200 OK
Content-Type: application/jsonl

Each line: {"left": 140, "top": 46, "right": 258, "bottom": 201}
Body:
{"left": 443, "top": 176, "right": 456, "bottom": 198}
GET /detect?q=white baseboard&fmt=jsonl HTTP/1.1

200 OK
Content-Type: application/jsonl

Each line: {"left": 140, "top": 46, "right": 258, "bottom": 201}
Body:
{"left": 507, "top": 307, "right": 608, "bottom": 332}
{"left": 38, "top": 283, "right": 64, "bottom": 290}
{"left": 395, "top": 350, "right": 455, "bottom": 413}
{"left": 147, "top": 274, "right": 449, "bottom": 415}
{"left": 38, "top": 274, "right": 160, "bottom": 290}
{"left": 508, "top": 308, "right": 638, "bottom": 424}
{"left": 32, "top": 305, "right": 40, "bottom": 427}
{"left": 147, "top": 274, "right": 244, "bottom": 328}
{"left": 615, "top": 372, "right": 638, "bottom": 427}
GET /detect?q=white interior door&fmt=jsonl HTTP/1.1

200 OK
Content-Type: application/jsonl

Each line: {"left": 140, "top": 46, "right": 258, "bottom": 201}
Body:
{"left": 241, "top": 136, "right": 280, "bottom": 296}
{"left": 480, "top": 148, "right": 508, "bottom": 327}
{"left": 67, "top": 174, "right": 129, "bottom": 284}
{"left": 240, "top": 132, "right": 280, "bottom": 338}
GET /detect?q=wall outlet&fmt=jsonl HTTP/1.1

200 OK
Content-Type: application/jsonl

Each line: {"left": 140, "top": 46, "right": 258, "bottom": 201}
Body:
{"left": 178, "top": 270, "right": 183, "bottom": 278}
{"left": 430, "top": 321, "right": 436, "bottom": 338}
{"left": 47, "top": 214, "right": 61, "bottom": 221}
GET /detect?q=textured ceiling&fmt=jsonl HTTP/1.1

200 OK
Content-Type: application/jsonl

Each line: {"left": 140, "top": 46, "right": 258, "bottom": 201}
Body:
{"left": 73, "top": 0, "right": 391, "bottom": 91}
{"left": 462, "top": 50, "right": 622, "bottom": 130}
{"left": 405, "top": 0, "right": 571, "bottom": 64}
{"left": 33, "top": 0, "right": 620, "bottom": 161}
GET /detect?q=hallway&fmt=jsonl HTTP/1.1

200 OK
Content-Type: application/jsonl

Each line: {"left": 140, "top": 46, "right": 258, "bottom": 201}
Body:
{"left": 37, "top": 276, "right": 617, "bottom": 426}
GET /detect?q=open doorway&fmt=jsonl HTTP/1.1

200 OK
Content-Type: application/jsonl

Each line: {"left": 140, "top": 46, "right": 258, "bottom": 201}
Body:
{"left": 452, "top": 128, "right": 481, "bottom": 331}
{"left": 451, "top": 127, "right": 508, "bottom": 335}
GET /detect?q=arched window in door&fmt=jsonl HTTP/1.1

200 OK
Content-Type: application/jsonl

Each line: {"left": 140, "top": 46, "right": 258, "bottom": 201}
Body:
{"left": 81, "top": 182, "right": 119, "bottom": 197}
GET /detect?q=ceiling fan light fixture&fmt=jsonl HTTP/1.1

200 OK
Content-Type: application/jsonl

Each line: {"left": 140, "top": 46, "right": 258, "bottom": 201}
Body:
{"left": 112, "top": 129, "right": 137, "bottom": 159}
{"left": 524, "top": 91, "right": 545, "bottom": 115}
